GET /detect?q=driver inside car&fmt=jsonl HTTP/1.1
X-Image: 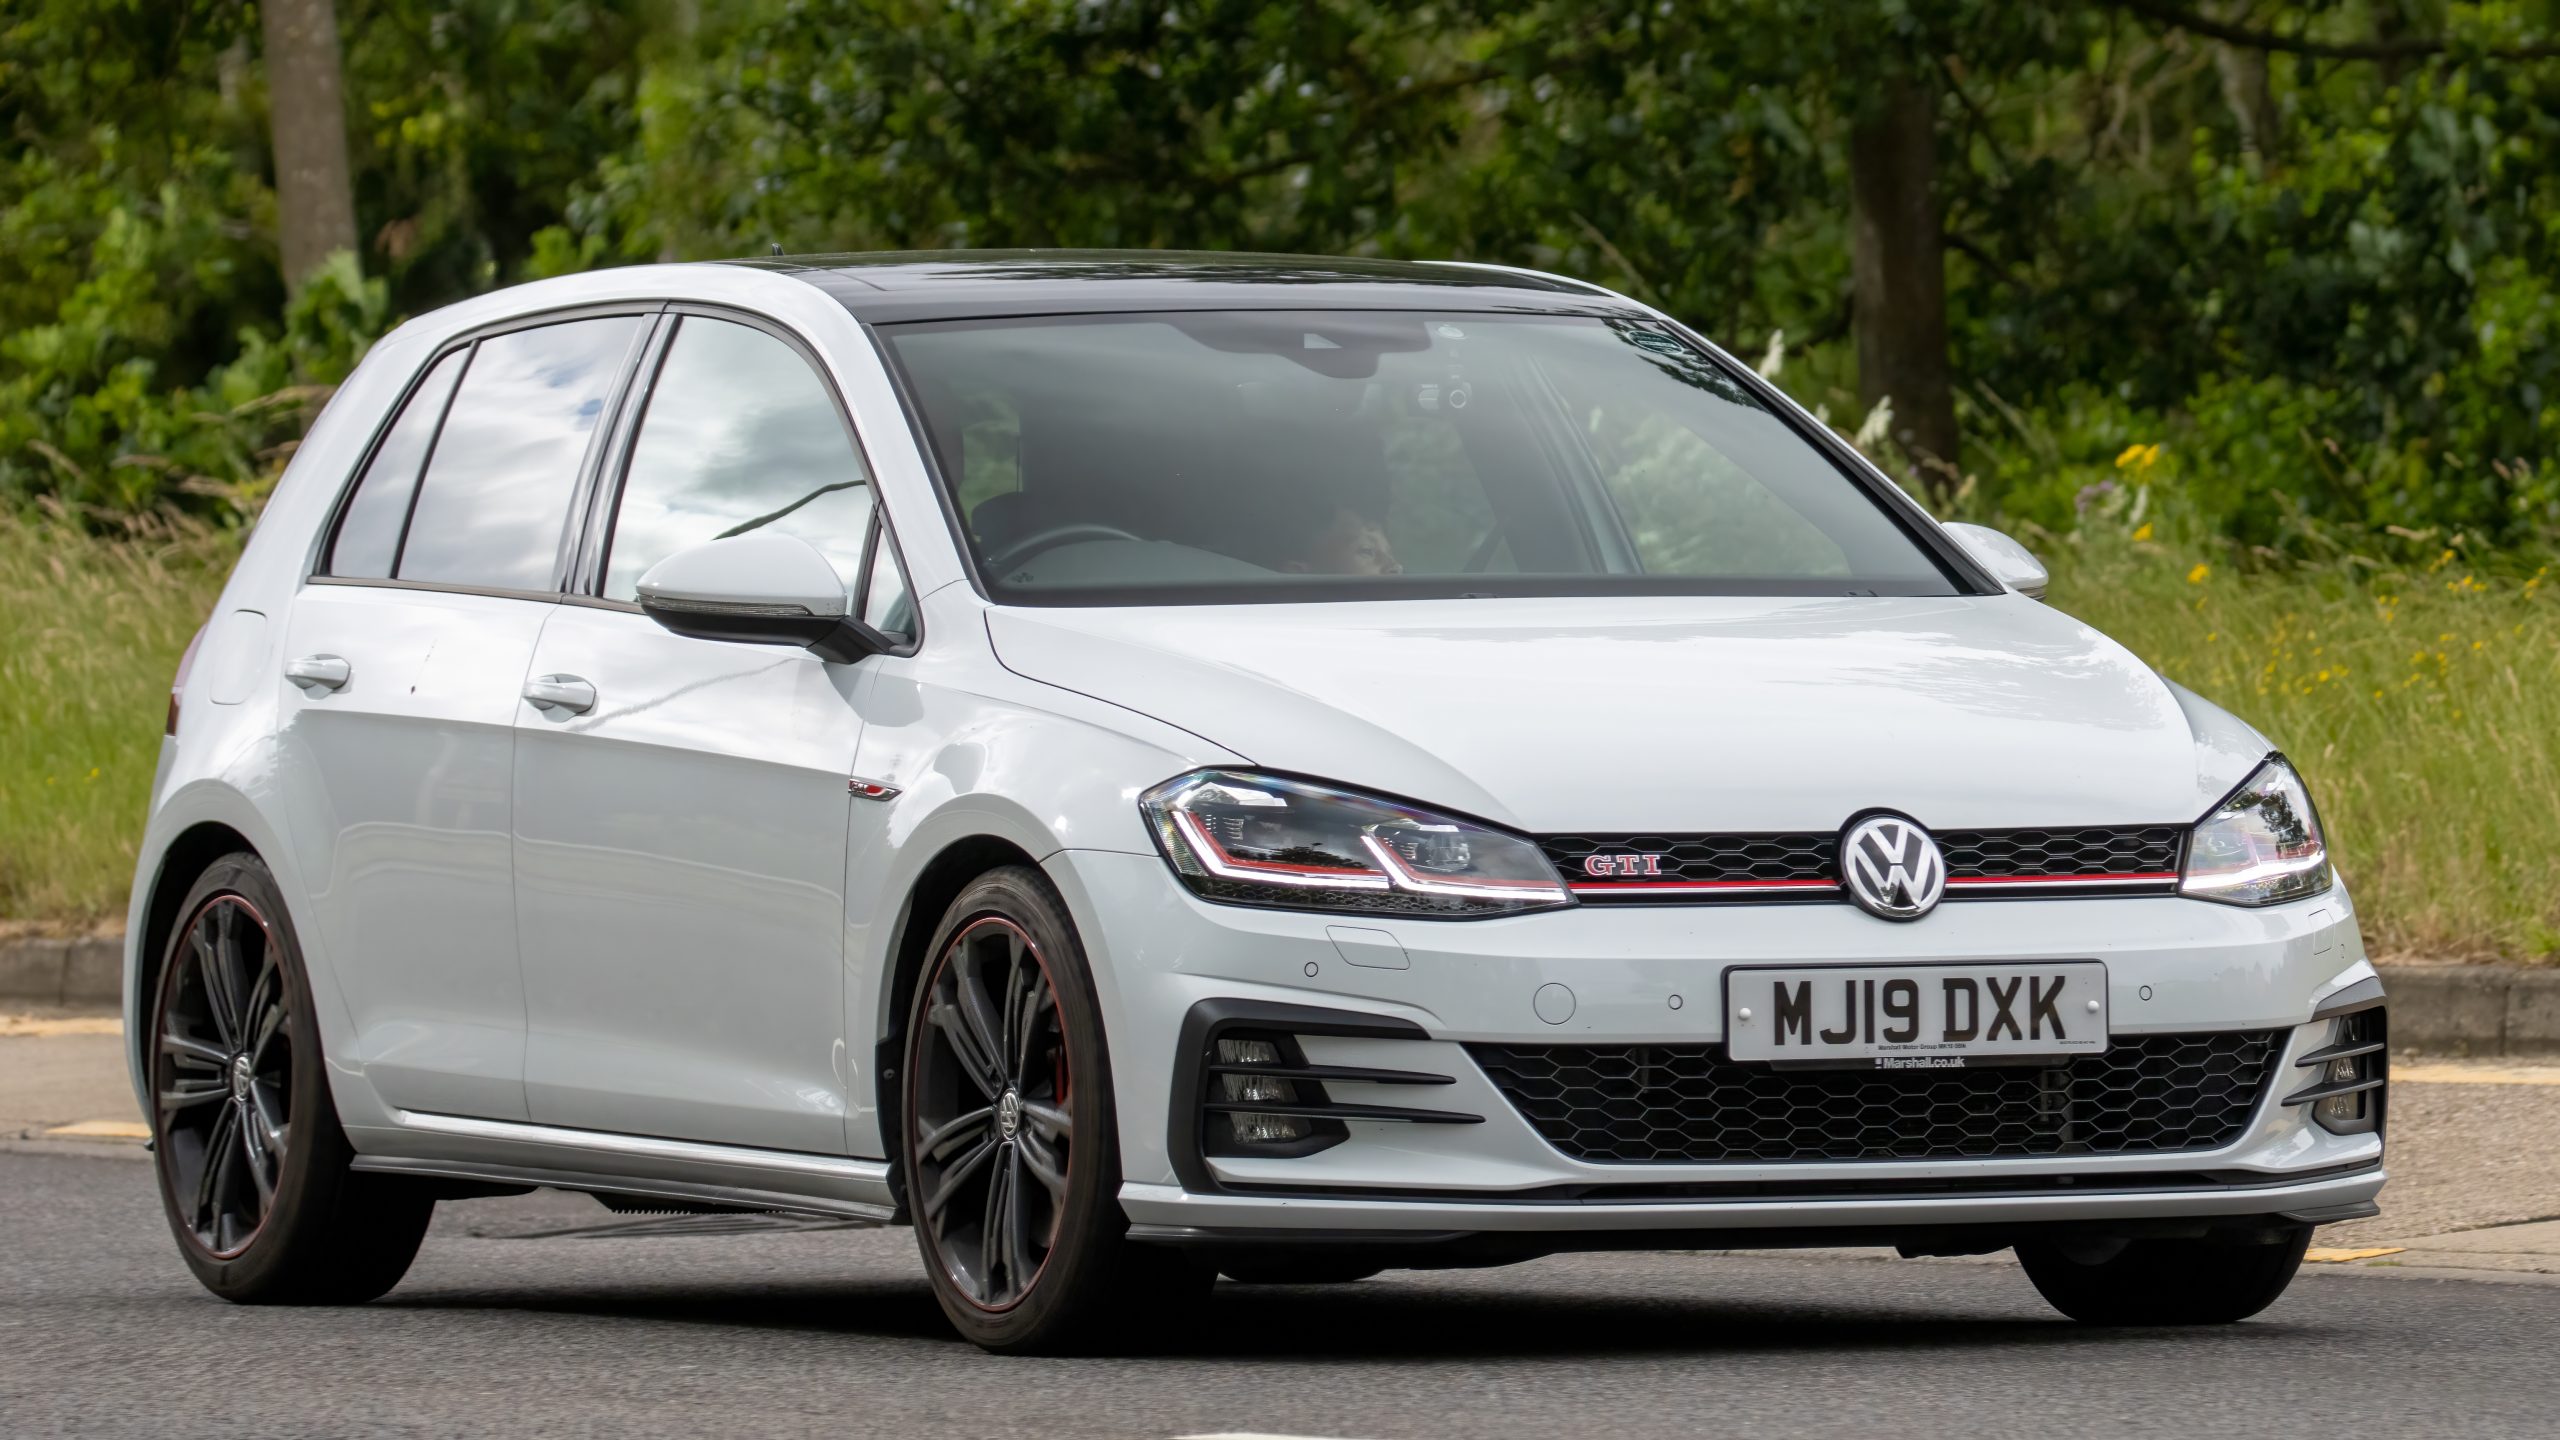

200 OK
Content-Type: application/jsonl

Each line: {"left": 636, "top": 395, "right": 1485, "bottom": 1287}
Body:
{"left": 1275, "top": 501, "right": 1402, "bottom": 576}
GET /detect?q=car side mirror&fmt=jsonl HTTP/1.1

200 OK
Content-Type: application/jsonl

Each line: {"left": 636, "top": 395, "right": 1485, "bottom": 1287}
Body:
{"left": 635, "top": 533, "right": 889, "bottom": 663}
{"left": 1943, "top": 522, "right": 2049, "bottom": 600}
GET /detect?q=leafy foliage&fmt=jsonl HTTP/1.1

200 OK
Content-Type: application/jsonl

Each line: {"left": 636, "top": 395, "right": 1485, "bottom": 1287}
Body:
{"left": 3, "top": 0, "right": 2559, "bottom": 557}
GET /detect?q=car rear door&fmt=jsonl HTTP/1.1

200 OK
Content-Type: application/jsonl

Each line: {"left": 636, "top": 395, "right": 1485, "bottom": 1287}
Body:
{"left": 510, "top": 308, "right": 887, "bottom": 1153}
{"left": 276, "top": 311, "right": 651, "bottom": 1122}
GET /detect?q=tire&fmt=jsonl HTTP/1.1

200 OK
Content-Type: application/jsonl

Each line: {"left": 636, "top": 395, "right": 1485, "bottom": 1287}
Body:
{"left": 900, "top": 867, "right": 1210, "bottom": 1353}
{"left": 2015, "top": 1227, "right": 2312, "bottom": 1325}
{"left": 1220, "top": 1259, "right": 1386, "bottom": 1286}
{"left": 146, "top": 853, "right": 436, "bottom": 1304}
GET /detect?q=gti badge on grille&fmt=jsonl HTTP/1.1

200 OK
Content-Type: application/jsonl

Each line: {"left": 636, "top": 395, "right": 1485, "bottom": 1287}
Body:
{"left": 1581, "top": 853, "right": 1665, "bottom": 878}
{"left": 1842, "top": 814, "right": 1946, "bottom": 920}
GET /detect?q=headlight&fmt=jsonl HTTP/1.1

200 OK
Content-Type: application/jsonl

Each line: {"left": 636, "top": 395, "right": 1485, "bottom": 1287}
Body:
{"left": 2181, "top": 756, "right": 2332, "bottom": 906}
{"left": 1141, "top": 770, "right": 1571, "bottom": 918}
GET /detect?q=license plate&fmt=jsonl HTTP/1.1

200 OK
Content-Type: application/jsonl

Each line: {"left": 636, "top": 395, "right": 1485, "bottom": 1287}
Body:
{"left": 1724, "top": 962, "right": 2108, "bottom": 1067}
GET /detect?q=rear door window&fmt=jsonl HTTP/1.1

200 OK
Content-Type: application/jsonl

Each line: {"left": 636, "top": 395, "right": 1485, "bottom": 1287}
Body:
{"left": 397, "top": 316, "right": 643, "bottom": 592}
{"left": 601, "top": 315, "right": 874, "bottom": 601}
{"left": 325, "top": 347, "right": 466, "bottom": 579}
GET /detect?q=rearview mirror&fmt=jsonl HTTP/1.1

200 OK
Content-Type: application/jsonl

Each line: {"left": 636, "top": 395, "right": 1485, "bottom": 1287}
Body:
{"left": 635, "top": 533, "right": 889, "bottom": 663}
{"left": 1943, "top": 522, "right": 2049, "bottom": 600}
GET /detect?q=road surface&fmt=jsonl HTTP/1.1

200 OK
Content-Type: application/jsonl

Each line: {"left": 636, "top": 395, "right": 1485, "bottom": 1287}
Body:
{"left": 6, "top": 1141, "right": 2556, "bottom": 1440}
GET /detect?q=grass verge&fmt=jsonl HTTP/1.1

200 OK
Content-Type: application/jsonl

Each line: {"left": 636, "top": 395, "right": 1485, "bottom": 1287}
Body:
{"left": 2045, "top": 529, "right": 2558, "bottom": 963}
{"left": 0, "top": 508, "right": 2552, "bottom": 961}
{"left": 0, "top": 510, "right": 237, "bottom": 925}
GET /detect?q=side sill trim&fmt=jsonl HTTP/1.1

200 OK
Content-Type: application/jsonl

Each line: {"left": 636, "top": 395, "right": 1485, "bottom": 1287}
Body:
{"left": 394, "top": 1109, "right": 889, "bottom": 1180}
{"left": 367, "top": 1109, "right": 896, "bottom": 1217}
{"left": 351, "top": 1155, "right": 895, "bottom": 1223}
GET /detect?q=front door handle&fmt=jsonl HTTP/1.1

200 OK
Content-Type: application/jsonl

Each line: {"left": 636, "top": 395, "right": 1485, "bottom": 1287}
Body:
{"left": 285, "top": 654, "right": 351, "bottom": 692}
{"left": 522, "top": 674, "right": 597, "bottom": 716}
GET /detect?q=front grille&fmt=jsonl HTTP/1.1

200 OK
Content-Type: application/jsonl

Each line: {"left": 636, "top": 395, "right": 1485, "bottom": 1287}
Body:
{"left": 1542, "top": 824, "right": 2184, "bottom": 900}
{"left": 1543, "top": 833, "right": 1835, "bottom": 887}
{"left": 1466, "top": 1031, "right": 2277, "bottom": 1163}
{"left": 1939, "top": 826, "right": 2184, "bottom": 879}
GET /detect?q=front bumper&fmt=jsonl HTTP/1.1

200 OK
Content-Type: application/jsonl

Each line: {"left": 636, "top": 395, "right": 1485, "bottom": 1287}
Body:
{"left": 1045, "top": 848, "right": 2385, "bottom": 1240}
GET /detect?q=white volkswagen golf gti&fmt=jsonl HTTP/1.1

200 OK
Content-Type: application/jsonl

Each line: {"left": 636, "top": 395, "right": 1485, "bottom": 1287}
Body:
{"left": 129, "top": 252, "right": 2385, "bottom": 1351}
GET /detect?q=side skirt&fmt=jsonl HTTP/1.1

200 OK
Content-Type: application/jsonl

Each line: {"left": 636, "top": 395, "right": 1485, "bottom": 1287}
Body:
{"left": 348, "top": 1110, "right": 899, "bottom": 1223}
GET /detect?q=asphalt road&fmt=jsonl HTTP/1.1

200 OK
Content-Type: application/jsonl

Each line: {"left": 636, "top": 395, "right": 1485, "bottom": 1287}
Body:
{"left": 6, "top": 1146, "right": 2556, "bottom": 1440}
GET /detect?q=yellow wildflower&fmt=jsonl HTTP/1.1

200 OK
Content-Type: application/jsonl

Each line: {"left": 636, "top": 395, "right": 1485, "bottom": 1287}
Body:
{"left": 2131, "top": 522, "right": 2154, "bottom": 542}
{"left": 2186, "top": 563, "right": 2211, "bottom": 585}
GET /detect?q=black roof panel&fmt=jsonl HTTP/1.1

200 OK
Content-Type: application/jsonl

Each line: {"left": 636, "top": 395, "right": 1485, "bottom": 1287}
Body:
{"left": 724, "top": 249, "right": 1641, "bottom": 323}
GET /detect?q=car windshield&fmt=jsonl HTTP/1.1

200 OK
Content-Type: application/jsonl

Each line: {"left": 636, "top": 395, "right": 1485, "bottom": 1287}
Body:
{"left": 883, "top": 309, "right": 1960, "bottom": 604}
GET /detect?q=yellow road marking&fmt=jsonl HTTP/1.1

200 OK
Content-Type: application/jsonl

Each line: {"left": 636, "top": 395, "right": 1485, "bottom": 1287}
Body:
{"left": 2397, "top": 1065, "right": 2560, "bottom": 1086}
{"left": 41, "top": 1119, "right": 148, "bottom": 1140}
{"left": 2305, "top": 1246, "right": 2406, "bottom": 1263}
{"left": 0, "top": 1014, "right": 123, "bottom": 1038}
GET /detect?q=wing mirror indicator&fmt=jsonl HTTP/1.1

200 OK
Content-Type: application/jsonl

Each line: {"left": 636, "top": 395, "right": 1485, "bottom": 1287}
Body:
{"left": 635, "top": 533, "right": 892, "bottom": 663}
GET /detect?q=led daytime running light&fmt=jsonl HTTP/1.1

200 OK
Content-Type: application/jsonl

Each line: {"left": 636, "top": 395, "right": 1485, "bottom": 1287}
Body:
{"left": 1142, "top": 770, "right": 1573, "bottom": 918}
{"left": 1357, "top": 833, "right": 1568, "bottom": 899}
{"left": 1171, "top": 808, "right": 1392, "bottom": 891}
{"left": 2178, "top": 849, "right": 2329, "bottom": 896}
{"left": 2180, "top": 755, "right": 2332, "bottom": 908}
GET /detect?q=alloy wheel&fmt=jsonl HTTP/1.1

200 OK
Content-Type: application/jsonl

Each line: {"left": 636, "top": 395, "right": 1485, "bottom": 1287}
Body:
{"left": 908, "top": 916, "right": 1073, "bottom": 1311}
{"left": 154, "top": 895, "right": 293, "bottom": 1259}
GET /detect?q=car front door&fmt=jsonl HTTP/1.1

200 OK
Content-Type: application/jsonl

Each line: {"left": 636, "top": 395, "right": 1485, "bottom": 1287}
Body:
{"left": 278, "top": 312, "right": 650, "bottom": 1121}
{"left": 510, "top": 309, "right": 883, "bottom": 1153}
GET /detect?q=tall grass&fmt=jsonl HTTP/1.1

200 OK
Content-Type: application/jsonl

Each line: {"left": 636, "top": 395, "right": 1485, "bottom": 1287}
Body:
{"left": 2040, "top": 520, "right": 2559, "bottom": 964}
{"left": 0, "top": 503, "right": 2552, "bottom": 961}
{"left": 0, "top": 509, "right": 237, "bottom": 926}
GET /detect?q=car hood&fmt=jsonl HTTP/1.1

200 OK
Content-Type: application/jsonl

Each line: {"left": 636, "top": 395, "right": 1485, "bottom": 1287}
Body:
{"left": 985, "top": 594, "right": 2269, "bottom": 834}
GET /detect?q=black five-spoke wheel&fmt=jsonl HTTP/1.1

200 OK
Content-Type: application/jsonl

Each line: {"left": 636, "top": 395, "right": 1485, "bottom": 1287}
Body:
{"left": 908, "top": 915, "right": 1074, "bottom": 1311}
{"left": 154, "top": 894, "right": 294, "bottom": 1259}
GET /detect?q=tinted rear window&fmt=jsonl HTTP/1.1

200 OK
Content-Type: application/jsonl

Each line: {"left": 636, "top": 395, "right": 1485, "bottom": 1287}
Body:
{"left": 397, "top": 316, "right": 643, "bottom": 591}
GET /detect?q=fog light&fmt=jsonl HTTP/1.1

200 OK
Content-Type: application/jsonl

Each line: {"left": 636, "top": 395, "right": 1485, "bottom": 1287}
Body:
{"left": 1221, "top": 1071, "right": 1295, "bottom": 1104}
{"left": 1218, "top": 1038, "right": 1293, "bottom": 1103}
{"left": 1215, "top": 1037, "right": 1309, "bottom": 1144}
{"left": 1227, "top": 1111, "right": 1312, "bottom": 1144}
{"left": 2295, "top": 1008, "right": 2385, "bottom": 1136}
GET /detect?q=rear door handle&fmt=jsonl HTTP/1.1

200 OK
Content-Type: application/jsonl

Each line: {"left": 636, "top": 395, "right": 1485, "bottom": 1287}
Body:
{"left": 285, "top": 654, "right": 351, "bottom": 692}
{"left": 522, "top": 674, "right": 597, "bottom": 716}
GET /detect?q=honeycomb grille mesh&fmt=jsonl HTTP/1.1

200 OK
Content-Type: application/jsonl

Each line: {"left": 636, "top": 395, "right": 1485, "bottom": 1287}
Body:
{"left": 1466, "top": 1032, "right": 2277, "bottom": 1163}
{"left": 1938, "top": 826, "right": 2184, "bottom": 878}
{"left": 1542, "top": 833, "right": 1833, "bottom": 883}
{"left": 1542, "top": 825, "right": 2184, "bottom": 897}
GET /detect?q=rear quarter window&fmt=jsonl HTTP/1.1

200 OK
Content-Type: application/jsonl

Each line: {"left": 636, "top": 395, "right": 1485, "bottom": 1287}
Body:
{"left": 323, "top": 347, "right": 466, "bottom": 579}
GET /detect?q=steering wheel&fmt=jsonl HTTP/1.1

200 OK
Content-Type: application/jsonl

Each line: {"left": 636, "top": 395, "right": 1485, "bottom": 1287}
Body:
{"left": 983, "top": 522, "right": 1146, "bottom": 578}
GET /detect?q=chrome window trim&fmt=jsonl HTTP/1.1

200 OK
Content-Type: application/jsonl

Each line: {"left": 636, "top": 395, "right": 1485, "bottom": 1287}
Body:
{"left": 301, "top": 574, "right": 566, "bottom": 606}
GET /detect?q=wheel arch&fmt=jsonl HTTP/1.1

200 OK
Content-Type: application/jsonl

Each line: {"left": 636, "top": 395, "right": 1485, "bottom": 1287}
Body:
{"left": 871, "top": 832, "right": 1048, "bottom": 1212}
{"left": 130, "top": 819, "right": 260, "bottom": 1088}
